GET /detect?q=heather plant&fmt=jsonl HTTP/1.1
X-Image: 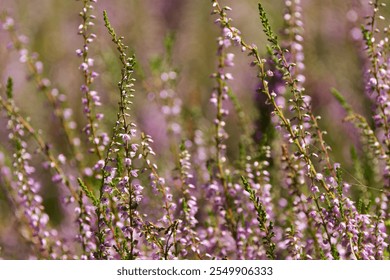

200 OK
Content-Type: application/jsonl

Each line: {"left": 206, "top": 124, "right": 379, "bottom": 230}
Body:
{"left": 0, "top": 0, "right": 389, "bottom": 260}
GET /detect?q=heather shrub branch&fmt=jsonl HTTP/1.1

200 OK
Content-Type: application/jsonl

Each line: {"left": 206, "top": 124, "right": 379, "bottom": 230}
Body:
{"left": 331, "top": 88, "right": 388, "bottom": 175}
{"left": 213, "top": 1, "right": 334, "bottom": 196}
{"left": 77, "top": 0, "right": 105, "bottom": 162}
{"left": 241, "top": 176, "right": 276, "bottom": 259}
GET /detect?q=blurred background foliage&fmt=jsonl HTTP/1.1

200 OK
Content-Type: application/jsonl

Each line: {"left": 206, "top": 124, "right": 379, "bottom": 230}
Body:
{"left": 0, "top": 0, "right": 389, "bottom": 251}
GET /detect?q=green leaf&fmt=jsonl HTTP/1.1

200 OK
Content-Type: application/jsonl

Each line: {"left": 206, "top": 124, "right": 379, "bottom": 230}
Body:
{"left": 331, "top": 88, "right": 352, "bottom": 113}
{"left": 6, "top": 77, "right": 13, "bottom": 99}
{"left": 77, "top": 178, "right": 99, "bottom": 206}
{"left": 163, "top": 31, "right": 176, "bottom": 62}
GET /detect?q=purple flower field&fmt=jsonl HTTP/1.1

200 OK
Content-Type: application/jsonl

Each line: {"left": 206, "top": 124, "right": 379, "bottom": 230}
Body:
{"left": 0, "top": 0, "right": 389, "bottom": 260}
